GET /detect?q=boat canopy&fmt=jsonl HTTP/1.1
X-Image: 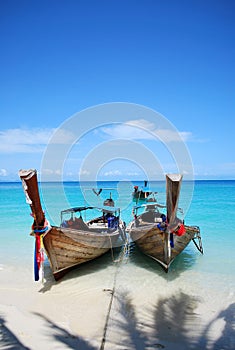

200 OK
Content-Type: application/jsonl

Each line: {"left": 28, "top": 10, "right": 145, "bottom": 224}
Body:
{"left": 61, "top": 206, "right": 93, "bottom": 214}
{"left": 100, "top": 205, "right": 120, "bottom": 213}
{"left": 61, "top": 205, "right": 120, "bottom": 215}
{"left": 133, "top": 202, "right": 166, "bottom": 211}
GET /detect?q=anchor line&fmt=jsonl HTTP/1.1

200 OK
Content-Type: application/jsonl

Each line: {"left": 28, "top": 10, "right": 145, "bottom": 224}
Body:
{"left": 100, "top": 238, "right": 130, "bottom": 350}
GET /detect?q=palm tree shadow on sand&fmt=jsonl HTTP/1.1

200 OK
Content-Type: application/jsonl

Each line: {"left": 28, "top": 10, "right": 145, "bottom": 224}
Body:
{"left": 150, "top": 291, "right": 202, "bottom": 349}
{"left": 109, "top": 290, "right": 235, "bottom": 349}
{"left": 0, "top": 315, "right": 30, "bottom": 350}
{"left": 111, "top": 292, "right": 149, "bottom": 349}
{"left": 199, "top": 302, "right": 235, "bottom": 350}
{"left": 1, "top": 297, "right": 234, "bottom": 349}
{"left": 33, "top": 312, "right": 97, "bottom": 350}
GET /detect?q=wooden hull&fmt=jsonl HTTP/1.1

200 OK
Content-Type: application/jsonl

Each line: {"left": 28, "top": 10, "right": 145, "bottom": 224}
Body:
{"left": 130, "top": 224, "right": 199, "bottom": 271}
{"left": 43, "top": 226, "right": 120, "bottom": 280}
{"left": 132, "top": 191, "right": 152, "bottom": 201}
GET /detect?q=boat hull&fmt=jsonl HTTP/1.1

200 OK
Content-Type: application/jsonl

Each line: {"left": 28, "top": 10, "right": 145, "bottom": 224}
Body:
{"left": 43, "top": 226, "right": 120, "bottom": 280}
{"left": 130, "top": 224, "right": 198, "bottom": 271}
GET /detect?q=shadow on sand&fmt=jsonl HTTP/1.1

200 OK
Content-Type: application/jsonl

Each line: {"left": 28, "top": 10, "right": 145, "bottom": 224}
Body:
{"left": 33, "top": 312, "right": 97, "bottom": 350}
{"left": 0, "top": 312, "right": 96, "bottom": 350}
{"left": 1, "top": 295, "right": 234, "bottom": 349}
{"left": 0, "top": 315, "right": 30, "bottom": 350}
{"left": 109, "top": 290, "right": 235, "bottom": 349}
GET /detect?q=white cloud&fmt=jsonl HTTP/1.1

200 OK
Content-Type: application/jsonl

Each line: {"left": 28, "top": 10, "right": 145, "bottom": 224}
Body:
{"left": 155, "top": 129, "right": 192, "bottom": 142}
{"left": 0, "top": 168, "right": 7, "bottom": 176}
{"left": 101, "top": 119, "right": 192, "bottom": 142}
{"left": 49, "top": 129, "right": 75, "bottom": 144}
{"left": 127, "top": 171, "right": 140, "bottom": 176}
{"left": 222, "top": 162, "right": 235, "bottom": 171}
{"left": 0, "top": 128, "right": 51, "bottom": 153}
{"left": 79, "top": 169, "right": 90, "bottom": 176}
{"left": 40, "top": 168, "right": 54, "bottom": 175}
{"left": 102, "top": 124, "right": 152, "bottom": 140}
{"left": 127, "top": 119, "right": 156, "bottom": 129}
{"left": 103, "top": 170, "right": 122, "bottom": 177}
{"left": 0, "top": 121, "right": 194, "bottom": 156}
{"left": 40, "top": 168, "right": 62, "bottom": 176}
{"left": 0, "top": 127, "right": 76, "bottom": 154}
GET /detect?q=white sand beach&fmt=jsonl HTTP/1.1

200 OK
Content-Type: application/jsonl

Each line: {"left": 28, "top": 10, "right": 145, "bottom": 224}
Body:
{"left": 1, "top": 246, "right": 234, "bottom": 350}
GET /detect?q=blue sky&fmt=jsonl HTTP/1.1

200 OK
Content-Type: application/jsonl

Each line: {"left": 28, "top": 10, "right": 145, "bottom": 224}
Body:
{"left": 0, "top": 0, "right": 234, "bottom": 181}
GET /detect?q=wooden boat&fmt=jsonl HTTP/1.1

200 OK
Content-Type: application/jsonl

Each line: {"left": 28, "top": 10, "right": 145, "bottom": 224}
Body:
{"left": 132, "top": 180, "right": 153, "bottom": 202}
{"left": 128, "top": 174, "right": 203, "bottom": 272}
{"left": 19, "top": 169, "right": 126, "bottom": 281}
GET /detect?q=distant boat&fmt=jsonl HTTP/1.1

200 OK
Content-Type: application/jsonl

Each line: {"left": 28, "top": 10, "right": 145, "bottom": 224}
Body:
{"left": 132, "top": 180, "right": 153, "bottom": 202}
{"left": 19, "top": 169, "right": 126, "bottom": 281}
{"left": 128, "top": 174, "right": 203, "bottom": 272}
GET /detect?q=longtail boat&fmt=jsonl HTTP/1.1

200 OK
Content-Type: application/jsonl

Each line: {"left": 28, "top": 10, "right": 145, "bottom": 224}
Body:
{"left": 128, "top": 174, "right": 203, "bottom": 272}
{"left": 132, "top": 180, "right": 152, "bottom": 202}
{"left": 19, "top": 169, "right": 126, "bottom": 281}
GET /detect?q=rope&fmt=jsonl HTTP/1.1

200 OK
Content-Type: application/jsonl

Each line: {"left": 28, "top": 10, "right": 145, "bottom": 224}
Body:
{"left": 100, "top": 227, "right": 130, "bottom": 350}
{"left": 108, "top": 234, "right": 115, "bottom": 262}
{"left": 100, "top": 271, "right": 117, "bottom": 350}
{"left": 108, "top": 224, "right": 130, "bottom": 264}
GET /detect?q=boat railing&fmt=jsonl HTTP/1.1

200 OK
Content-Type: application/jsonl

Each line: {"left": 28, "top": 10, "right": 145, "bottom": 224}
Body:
{"left": 192, "top": 226, "right": 204, "bottom": 254}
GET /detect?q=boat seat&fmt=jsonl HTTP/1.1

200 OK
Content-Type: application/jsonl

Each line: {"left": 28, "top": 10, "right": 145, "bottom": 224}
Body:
{"left": 141, "top": 211, "right": 162, "bottom": 223}
{"left": 68, "top": 217, "right": 90, "bottom": 230}
{"left": 76, "top": 217, "right": 90, "bottom": 230}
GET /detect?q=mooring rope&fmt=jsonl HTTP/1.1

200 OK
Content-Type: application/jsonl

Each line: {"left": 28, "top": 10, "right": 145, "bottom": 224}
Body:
{"left": 99, "top": 274, "right": 117, "bottom": 350}
{"left": 100, "top": 229, "right": 130, "bottom": 350}
{"left": 108, "top": 224, "right": 130, "bottom": 264}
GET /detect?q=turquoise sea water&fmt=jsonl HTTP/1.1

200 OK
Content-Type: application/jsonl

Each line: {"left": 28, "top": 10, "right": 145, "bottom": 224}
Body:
{"left": 1, "top": 179, "right": 235, "bottom": 275}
